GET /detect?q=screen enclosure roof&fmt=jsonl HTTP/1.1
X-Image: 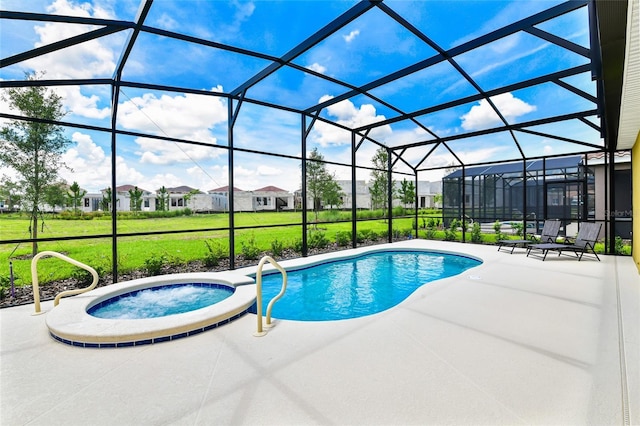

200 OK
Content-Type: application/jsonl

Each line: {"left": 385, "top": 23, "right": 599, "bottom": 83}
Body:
{"left": 0, "top": 0, "right": 633, "bottom": 178}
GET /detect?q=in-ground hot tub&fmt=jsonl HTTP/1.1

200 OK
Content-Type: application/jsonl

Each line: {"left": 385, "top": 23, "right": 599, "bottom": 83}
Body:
{"left": 46, "top": 272, "right": 256, "bottom": 348}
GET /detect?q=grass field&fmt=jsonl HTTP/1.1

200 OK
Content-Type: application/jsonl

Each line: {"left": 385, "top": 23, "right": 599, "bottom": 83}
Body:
{"left": 1, "top": 208, "right": 621, "bottom": 291}
{"left": 0, "top": 209, "right": 425, "bottom": 287}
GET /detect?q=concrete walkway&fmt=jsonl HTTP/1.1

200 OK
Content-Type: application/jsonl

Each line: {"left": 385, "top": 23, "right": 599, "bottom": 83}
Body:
{"left": 1, "top": 240, "right": 638, "bottom": 425}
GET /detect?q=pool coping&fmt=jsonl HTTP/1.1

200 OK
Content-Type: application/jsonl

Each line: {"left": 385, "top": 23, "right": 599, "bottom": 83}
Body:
{"left": 45, "top": 272, "right": 256, "bottom": 348}
{"left": 235, "top": 244, "right": 484, "bottom": 278}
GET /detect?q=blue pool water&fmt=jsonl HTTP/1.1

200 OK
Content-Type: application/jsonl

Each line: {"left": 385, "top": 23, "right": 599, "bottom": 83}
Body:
{"left": 88, "top": 283, "right": 234, "bottom": 319}
{"left": 257, "top": 250, "right": 481, "bottom": 321}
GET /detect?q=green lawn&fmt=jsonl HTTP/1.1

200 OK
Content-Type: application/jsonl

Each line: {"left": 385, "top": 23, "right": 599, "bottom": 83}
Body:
{"left": 0, "top": 210, "right": 428, "bottom": 287}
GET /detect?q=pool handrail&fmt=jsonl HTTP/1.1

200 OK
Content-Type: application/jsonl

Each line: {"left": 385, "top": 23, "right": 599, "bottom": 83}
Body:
{"left": 254, "top": 255, "right": 287, "bottom": 337}
{"left": 31, "top": 251, "right": 99, "bottom": 315}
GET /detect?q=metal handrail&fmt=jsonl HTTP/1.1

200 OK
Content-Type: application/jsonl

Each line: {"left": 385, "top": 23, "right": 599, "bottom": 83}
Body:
{"left": 254, "top": 255, "right": 287, "bottom": 337}
{"left": 30, "top": 251, "right": 99, "bottom": 315}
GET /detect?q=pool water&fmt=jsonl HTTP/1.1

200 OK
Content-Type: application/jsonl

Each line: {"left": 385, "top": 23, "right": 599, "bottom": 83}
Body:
{"left": 258, "top": 250, "right": 481, "bottom": 321}
{"left": 88, "top": 283, "right": 234, "bottom": 319}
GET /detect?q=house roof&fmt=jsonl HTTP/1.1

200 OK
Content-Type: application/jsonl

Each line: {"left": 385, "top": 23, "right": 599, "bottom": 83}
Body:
{"left": 209, "top": 186, "right": 244, "bottom": 193}
{"left": 166, "top": 186, "right": 198, "bottom": 193}
{"left": 254, "top": 186, "right": 287, "bottom": 192}
{"left": 115, "top": 184, "right": 151, "bottom": 194}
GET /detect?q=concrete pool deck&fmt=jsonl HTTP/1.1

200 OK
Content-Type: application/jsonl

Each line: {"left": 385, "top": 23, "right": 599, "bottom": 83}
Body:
{"left": 1, "top": 239, "right": 638, "bottom": 425}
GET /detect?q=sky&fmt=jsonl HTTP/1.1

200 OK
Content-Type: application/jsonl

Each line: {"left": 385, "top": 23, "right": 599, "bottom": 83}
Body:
{"left": 0, "top": 0, "right": 601, "bottom": 194}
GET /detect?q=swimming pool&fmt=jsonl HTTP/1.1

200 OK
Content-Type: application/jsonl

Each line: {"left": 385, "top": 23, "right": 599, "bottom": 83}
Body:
{"left": 256, "top": 249, "right": 481, "bottom": 321}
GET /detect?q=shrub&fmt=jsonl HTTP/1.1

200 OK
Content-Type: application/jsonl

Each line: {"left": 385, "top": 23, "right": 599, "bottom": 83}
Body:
{"left": 308, "top": 231, "right": 329, "bottom": 249}
{"left": 493, "top": 220, "right": 508, "bottom": 242}
{"left": 444, "top": 219, "right": 459, "bottom": 241}
{"left": 335, "top": 231, "right": 352, "bottom": 247}
{"left": 70, "top": 255, "right": 109, "bottom": 284}
{"left": 470, "top": 222, "right": 482, "bottom": 243}
{"left": 425, "top": 217, "right": 437, "bottom": 239}
{"left": 0, "top": 275, "right": 11, "bottom": 300}
{"left": 240, "top": 233, "right": 261, "bottom": 260}
{"left": 71, "top": 265, "right": 106, "bottom": 285}
{"left": 358, "top": 229, "right": 379, "bottom": 242}
{"left": 270, "top": 238, "right": 284, "bottom": 257}
{"left": 291, "top": 238, "right": 303, "bottom": 253}
{"left": 512, "top": 222, "right": 524, "bottom": 237}
{"left": 144, "top": 253, "right": 168, "bottom": 276}
{"left": 614, "top": 236, "right": 625, "bottom": 255}
{"left": 204, "top": 239, "right": 226, "bottom": 267}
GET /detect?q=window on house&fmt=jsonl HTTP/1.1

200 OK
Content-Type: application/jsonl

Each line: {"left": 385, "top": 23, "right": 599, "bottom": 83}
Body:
{"left": 84, "top": 198, "right": 90, "bottom": 207}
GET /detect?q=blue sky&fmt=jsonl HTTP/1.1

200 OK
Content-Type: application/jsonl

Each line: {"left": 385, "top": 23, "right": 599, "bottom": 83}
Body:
{"left": 0, "top": 0, "right": 601, "bottom": 193}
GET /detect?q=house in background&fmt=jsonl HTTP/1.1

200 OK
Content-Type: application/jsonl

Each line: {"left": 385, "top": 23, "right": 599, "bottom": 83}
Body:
{"left": 337, "top": 180, "right": 371, "bottom": 210}
{"left": 77, "top": 179, "right": 444, "bottom": 214}
{"left": 416, "top": 181, "right": 442, "bottom": 209}
{"left": 207, "top": 186, "right": 244, "bottom": 212}
{"left": 113, "top": 185, "right": 155, "bottom": 212}
{"left": 164, "top": 185, "right": 212, "bottom": 212}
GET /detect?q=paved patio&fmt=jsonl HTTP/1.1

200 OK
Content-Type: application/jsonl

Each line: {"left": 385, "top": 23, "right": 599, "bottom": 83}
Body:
{"left": 1, "top": 240, "right": 638, "bottom": 425}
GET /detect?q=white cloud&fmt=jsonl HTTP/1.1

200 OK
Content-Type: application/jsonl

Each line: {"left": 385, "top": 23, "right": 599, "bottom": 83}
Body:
{"left": 256, "top": 165, "right": 281, "bottom": 176}
{"left": 45, "top": 0, "right": 112, "bottom": 19}
{"left": 59, "top": 132, "right": 144, "bottom": 192}
{"left": 468, "top": 43, "right": 548, "bottom": 80}
{"left": 343, "top": 30, "right": 360, "bottom": 43}
{"left": 61, "top": 87, "right": 110, "bottom": 119}
{"left": 233, "top": 0, "right": 256, "bottom": 21}
{"left": 18, "top": 0, "right": 118, "bottom": 119}
{"left": 306, "top": 62, "right": 327, "bottom": 74}
{"left": 135, "top": 137, "right": 221, "bottom": 165}
{"left": 156, "top": 13, "right": 179, "bottom": 31}
{"left": 460, "top": 93, "right": 536, "bottom": 131}
{"left": 543, "top": 145, "right": 554, "bottom": 155}
{"left": 118, "top": 91, "right": 227, "bottom": 145}
{"left": 139, "top": 173, "right": 183, "bottom": 193}
{"left": 312, "top": 96, "right": 392, "bottom": 146}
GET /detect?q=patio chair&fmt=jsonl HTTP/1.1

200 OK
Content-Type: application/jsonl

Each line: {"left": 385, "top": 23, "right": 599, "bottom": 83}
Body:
{"left": 497, "top": 219, "right": 560, "bottom": 254}
{"left": 526, "top": 222, "right": 602, "bottom": 261}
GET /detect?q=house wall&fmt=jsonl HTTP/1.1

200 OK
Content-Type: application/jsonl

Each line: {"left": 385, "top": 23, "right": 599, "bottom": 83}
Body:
{"left": 234, "top": 193, "right": 255, "bottom": 211}
{"left": 633, "top": 141, "right": 640, "bottom": 272}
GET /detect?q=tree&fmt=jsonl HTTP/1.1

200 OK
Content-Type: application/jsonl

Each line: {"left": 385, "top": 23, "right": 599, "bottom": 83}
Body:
{"left": 304, "top": 147, "right": 342, "bottom": 223}
{"left": 398, "top": 178, "right": 416, "bottom": 209}
{"left": 0, "top": 72, "right": 72, "bottom": 256}
{"left": 43, "top": 183, "right": 66, "bottom": 212}
{"left": 368, "top": 147, "right": 395, "bottom": 216}
{"left": 101, "top": 187, "right": 112, "bottom": 212}
{"left": 183, "top": 188, "right": 200, "bottom": 208}
{"left": 433, "top": 193, "right": 443, "bottom": 209}
{"left": 0, "top": 176, "right": 21, "bottom": 212}
{"left": 128, "top": 186, "right": 143, "bottom": 213}
{"left": 321, "top": 179, "right": 344, "bottom": 210}
{"left": 156, "top": 186, "right": 169, "bottom": 211}
{"left": 66, "top": 181, "right": 86, "bottom": 214}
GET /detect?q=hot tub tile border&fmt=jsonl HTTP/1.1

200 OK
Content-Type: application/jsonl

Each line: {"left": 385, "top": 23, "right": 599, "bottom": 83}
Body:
{"left": 49, "top": 307, "right": 251, "bottom": 348}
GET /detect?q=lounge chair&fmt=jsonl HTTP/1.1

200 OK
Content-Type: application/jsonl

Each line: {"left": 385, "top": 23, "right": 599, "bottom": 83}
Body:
{"left": 497, "top": 219, "right": 560, "bottom": 254}
{"left": 526, "top": 222, "right": 602, "bottom": 261}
